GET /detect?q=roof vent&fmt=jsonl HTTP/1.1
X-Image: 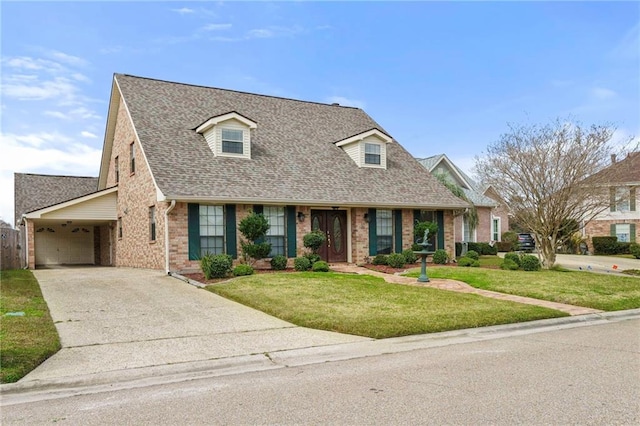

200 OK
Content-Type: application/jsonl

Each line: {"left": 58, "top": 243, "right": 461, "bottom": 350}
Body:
{"left": 331, "top": 102, "right": 340, "bottom": 106}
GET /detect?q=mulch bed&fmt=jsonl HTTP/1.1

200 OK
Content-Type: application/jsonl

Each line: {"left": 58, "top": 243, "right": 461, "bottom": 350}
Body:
{"left": 181, "top": 268, "right": 298, "bottom": 285}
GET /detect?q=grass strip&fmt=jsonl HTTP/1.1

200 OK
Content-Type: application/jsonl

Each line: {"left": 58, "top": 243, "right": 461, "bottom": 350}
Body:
{"left": 207, "top": 272, "right": 566, "bottom": 339}
{"left": 405, "top": 267, "right": 640, "bottom": 311}
{"left": 0, "top": 270, "right": 61, "bottom": 383}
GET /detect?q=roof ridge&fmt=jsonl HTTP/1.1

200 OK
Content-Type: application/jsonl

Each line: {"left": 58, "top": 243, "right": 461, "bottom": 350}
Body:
{"left": 116, "top": 73, "right": 363, "bottom": 110}
{"left": 15, "top": 172, "right": 98, "bottom": 179}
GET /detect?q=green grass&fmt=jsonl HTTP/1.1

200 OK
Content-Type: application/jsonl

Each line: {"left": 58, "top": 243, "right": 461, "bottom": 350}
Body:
{"left": 207, "top": 272, "right": 566, "bottom": 339}
{"left": 0, "top": 270, "right": 61, "bottom": 383}
{"left": 477, "top": 255, "right": 504, "bottom": 267}
{"left": 405, "top": 267, "right": 640, "bottom": 311}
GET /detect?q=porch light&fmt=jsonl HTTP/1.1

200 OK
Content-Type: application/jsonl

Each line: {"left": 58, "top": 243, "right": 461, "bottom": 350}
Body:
{"left": 364, "top": 213, "right": 369, "bottom": 223}
{"left": 297, "top": 211, "right": 306, "bottom": 222}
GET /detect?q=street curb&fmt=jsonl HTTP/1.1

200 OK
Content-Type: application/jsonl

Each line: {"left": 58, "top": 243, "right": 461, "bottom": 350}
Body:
{"left": 2, "top": 308, "right": 639, "bottom": 404}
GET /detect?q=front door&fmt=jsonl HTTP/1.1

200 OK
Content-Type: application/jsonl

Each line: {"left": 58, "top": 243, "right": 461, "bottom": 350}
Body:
{"left": 310, "top": 210, "right": 347, "bottom": 262}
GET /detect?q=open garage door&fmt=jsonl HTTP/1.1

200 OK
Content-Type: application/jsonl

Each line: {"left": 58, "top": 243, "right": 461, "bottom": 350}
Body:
{"left": 35, "top": 224, "right": 94, "bottom": 266}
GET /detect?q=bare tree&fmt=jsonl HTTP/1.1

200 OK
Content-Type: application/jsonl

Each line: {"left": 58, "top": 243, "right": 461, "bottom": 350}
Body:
{"left": 474, "top": 118, "right": 631, "bottom": 269}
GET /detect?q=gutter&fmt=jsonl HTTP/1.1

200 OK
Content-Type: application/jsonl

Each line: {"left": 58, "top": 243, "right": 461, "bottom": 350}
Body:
{"left": 164, "top": 199, "right": 176, "bottom": 274}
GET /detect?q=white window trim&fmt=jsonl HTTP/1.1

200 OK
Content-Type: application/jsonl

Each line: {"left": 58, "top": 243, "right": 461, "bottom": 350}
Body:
{"left": 491, "top": 216, "right": 501, "bottom": 242}
{"left": 196, "top": 112, "right": 257, "bottom": 160}
{"left": 335, "top": 129, "right": 392, "bottom": 169}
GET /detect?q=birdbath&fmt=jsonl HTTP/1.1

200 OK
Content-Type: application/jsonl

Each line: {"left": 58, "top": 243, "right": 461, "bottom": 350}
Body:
{"left": 414, "top": 229, "right": 434, "bottom": 282}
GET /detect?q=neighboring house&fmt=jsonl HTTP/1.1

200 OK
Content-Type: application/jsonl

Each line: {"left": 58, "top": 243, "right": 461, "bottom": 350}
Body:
{"left": 14, "top": 173, "right": 99, "bottom": 268}
{"left": 582, "top": 152, "right": 639, "bottom": 248}
{"left": 18, "top": 74, "right": 468, "bottom": 271}
{"left": 416, "top": 154, "right": 509, "bottom": 243}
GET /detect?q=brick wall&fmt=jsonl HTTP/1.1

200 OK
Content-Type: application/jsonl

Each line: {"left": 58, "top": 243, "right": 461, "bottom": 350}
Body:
{"left": 584, "top": 218, "right": 640, "bottom": 251}
{"left": 107, "top": 97, "right": 165, "bottom": 270}
{"left": 26, "top": 220, "right": 35, "bottom": 269}
{"left": 443, "top": 210, "right": 455, "bottom": 259}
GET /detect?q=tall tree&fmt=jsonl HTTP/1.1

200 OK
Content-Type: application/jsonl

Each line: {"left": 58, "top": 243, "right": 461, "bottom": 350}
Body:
{"left": 474, "top": 118, "right": 631, "bottom": 269}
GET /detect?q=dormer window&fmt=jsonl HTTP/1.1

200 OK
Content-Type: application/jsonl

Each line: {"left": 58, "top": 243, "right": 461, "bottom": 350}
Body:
{"left": 222, "top": 129, "right": 244, "bottom": 154}
{"left": 195, "top": 112, "right": 257, "bottom": 159}
{"left": 364, "top": 143, "right": 381, "bottom": 165}
{"left": 335, "top": 128, "right": 392, "bottom": 169}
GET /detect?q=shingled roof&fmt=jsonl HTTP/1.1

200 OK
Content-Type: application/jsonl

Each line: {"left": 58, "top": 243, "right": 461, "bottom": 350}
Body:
{"left": 582, "top": 151, "right": 640, "bottom": 185}
{"left": 416, "top": 154, "right": 497, "bottom": 207}
{"left": 14, "top": 173, "right": 98, "bottom": 226}
{"left": 108, "top": 74, "right": 468, "bottom": 209}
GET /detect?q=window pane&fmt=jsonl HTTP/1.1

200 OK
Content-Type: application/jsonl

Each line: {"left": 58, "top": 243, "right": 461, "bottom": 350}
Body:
{"left": 222, "top": 140, "right": 243, "bottom": 154}
{"left": 365, "top": 143, "right": 380, "bottom": 154}
{"left": 222, "top": 129, "right": 243, "bottom": 141}
{"left": 266, "top": 236, "right": 285, "bottom": 257}
{"left": 616, "top": 224, "right": 630, "bottom": 242}
{"left": 376, "top": 209, "right": 393, "bottom": 254}
{"left": 199, "top": 206, "right": 225, "bottom": 242}
{"left": 264, "top": 206, "right": 285, "bottom": 256}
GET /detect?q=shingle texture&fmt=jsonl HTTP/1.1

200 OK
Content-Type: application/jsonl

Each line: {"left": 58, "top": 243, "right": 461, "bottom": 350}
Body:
{"left": 416, "top": 155, "right": 496, "bottom": 207}
{"left": 115, "top": 74, "right": 467, "bottom": 209}
{"left": 582, "top": 152, "right": 640, "bottom": 184}
{"left": 14, "top": 173, "right": 98, "bottom": 225}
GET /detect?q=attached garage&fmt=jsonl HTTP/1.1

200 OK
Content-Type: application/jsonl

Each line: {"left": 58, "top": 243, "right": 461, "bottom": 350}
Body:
{"left": 35, "top": 224, "right": 95, "bottom": 266}
{"left": 23, "top": 187, "right": 118, "bottom": 268}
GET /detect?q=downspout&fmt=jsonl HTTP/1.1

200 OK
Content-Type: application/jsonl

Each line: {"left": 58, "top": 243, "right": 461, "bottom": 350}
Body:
{"left": 164, "top": 200, "right": 176, "bottom": 274}
{"left": 22, "top": 215, "right": 29, "bottom": 269}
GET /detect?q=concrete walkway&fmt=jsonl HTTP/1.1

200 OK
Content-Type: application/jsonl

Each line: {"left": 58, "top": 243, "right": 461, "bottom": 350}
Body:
{"left": 330, "top": 264, "right": 603, "bottom": 316}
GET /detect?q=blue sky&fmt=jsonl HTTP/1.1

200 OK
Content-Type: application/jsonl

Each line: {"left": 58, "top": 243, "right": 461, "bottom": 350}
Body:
{"left": 1, "top": 1, "right": 638, "bottom": 226}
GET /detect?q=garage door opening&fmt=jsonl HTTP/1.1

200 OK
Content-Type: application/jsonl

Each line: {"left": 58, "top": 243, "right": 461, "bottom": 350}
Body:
{"left": 35, "top": 224, "right": 95, "bottom": 267}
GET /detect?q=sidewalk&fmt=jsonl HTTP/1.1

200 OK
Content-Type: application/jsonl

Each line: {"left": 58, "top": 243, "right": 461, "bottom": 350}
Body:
{"left": 330, "top": 264, "right": 603, "bottom": 316}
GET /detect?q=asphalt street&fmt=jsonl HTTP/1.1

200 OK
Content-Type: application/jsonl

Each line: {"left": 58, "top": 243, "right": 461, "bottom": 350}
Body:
{"left": 3, "top": 318, "right": 638, "bottom": 425}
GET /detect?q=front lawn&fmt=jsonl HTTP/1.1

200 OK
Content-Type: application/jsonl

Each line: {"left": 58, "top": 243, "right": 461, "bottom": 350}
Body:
{"left": 207, "top": 272, "right": 566, "bottom": 338}
{"left": 405, "top": 267, "right": 640, "bottom": 311}
{"left": 0, "top": 270, "right": 61, "bottom": 383}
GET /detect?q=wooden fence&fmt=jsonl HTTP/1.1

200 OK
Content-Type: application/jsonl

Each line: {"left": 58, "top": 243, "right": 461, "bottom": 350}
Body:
{"left": 1, "top": 227, "right": 22, "bottom": 270}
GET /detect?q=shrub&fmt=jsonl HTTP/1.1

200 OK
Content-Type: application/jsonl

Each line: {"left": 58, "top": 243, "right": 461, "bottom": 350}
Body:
{"left": 432, "top": 249, "right": 448, "bottom": 264}
{"left": 465, "top": 250, "right": 479, "bottom": 260}
{"left": 241, "top": 241, "right": 272, "bottom": 261}
{"left": 238, "top": 211, "right": 271, "bottom": 264}
{"left": 303, "top": 230, "right": 326, "bottom": 253}
{"left": 387, "top": 253, "right": 406, "bottom": 269}
{"left": 312, "top": 261, "right": 330, "bottom": 272}
{"left": 631, "top": 243, "right": 640, "bottom": 259}
{"left": 521, "top": 254, "right": 541, "bottom": 271}
{"left": 504, "top": 252, "right": 521, "bottom": 267}
{"left": 468, "top": 242, "right": 497, "bottom": 255}
{"left": 496, "top": 241, "right": 513, "bottom": 252}
{"left": 411, "top": 243, "right": 423, "bottom": 251}
{"left": 402, "top": 249, "right": 418, "bottom": 264}
{"left": 200, "top": 253, "right": 232, "bottom": 279}
{"left": 414, "top": 221, "right": 438, "bottom": 242}
{"left": 472, "top": 260, "right": 480, "bottom": 267}
{"left": 592, "top": 236, "right": 618, "bottom": 255}
{"left": 270, "top": 255, "right": 288, "bottom": 270}
{"left": 616, "top": 242, "right": 631, "bottom": 255}
{"left": 372, "top": 254, "right": 388, "bottom": 265}
{"left": 304, "top": 252, "right": 321, "bottom": 265}
{"left": 502, "top": 231, "right": 519, "bottom": 247}
{"left": 294, "top": 257, "right": 311, "bottom": 271}
{"left": 233, "top": 264, "right": 254, "bottom": 276}
{"left": 500, "top": 259, "right": 520, "bottom": 270}
{"left": 458, "top": 256, "right": 472, "bottom": 267}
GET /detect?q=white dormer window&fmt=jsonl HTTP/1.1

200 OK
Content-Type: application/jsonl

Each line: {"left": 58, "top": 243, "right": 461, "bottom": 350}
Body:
{"left": 364, "top": 143, "right": 381, "bottom": 165}
{"left": 335, "top": 129, "right": 392, "bottom": 169}
{"left": 222, "top": 129, "right": 244, "bottom": 154}
{"left": 196, "top": 112, "right": 257, "bottom": 159}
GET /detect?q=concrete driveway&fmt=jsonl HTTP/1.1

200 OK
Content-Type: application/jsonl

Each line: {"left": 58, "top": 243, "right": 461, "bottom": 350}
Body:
{"left": 22, "top": 267, "right": 367, "bottom": 385}
{"left": 554, "top": 254, "right": 639, "bottom": 274}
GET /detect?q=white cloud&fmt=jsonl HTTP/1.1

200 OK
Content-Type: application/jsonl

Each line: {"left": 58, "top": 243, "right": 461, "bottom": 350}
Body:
{"left": 0, "top": 131, "right": 102, "bottom": 227}
{"left": 45, "top": 50, "right": 88, "bottom": 67}
{"left": 2, "top": 76, "right": 78, "bottom": 101}
{"left": 611, "top": 21, "right": 639, "bottom": 60}
{"left": 201, "top": 23, "right": 232, "bottom": 31}
{"left": 326, "top": 96, "right": 366, "bottom": 109}
{"left": 99, "top": 46, "right": 123, "bottom": 54}
{"left": 171, "top": 7, "right": 195, "bottom": 15}
{"left": 44, "top": 107, "right": 101, "bottom": 121}
{"left": 591, "top": 87, "right": 617, "bottom": 100}
{"left": 247, "top": 29, "right": 274, "bottom": 39}
{"left": 81, "top": 131, "right": 98, "bottom": 138}
{"left": 246, "top": 25, "right": 303, "bottom": 40}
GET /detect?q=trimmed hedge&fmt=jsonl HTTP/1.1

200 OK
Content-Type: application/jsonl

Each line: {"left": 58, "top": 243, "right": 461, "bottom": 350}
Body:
{"left": 521, "top": 254, "right": 541, "bottom": 271}
{"left": 312, "top": 261, "right": 330, "bottom": 272}
{"left": 456, "top": 242, "right": 498, "bottom": 256}
{"left": 294, "top": 257, "right": 311, "bottom": 271}
{"left": 592, "top": 236, "right": 619, "bottom": 255}
{"left": 200, "top": 253, "right": 232, "bottom": 279}
{"left": 631, "top": 243, "right": 640, "bottom": 259}
{"left": 402, "top": 249, "right": 418, "bottom": 264}
{"left": 270, "top": 255, "right": 288, "bottom": 270}
{"left": 496, "top": 241, "right": 513, "bottom": 252}
{"left": 432, "top": 249, "right": 448, "bottom": 264}
{"left": 387, "top": 253, "right": 406, "bottom": 269}
{"left": 372, "top": 254, "right": 388, "bottom": 265}
{"left": 233, "top": 264, "right": 254, "bottom": 276}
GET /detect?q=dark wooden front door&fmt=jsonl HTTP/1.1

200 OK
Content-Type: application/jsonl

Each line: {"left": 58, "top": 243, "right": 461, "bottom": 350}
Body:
{"left": 311, "top": 210, "right": 347, "bottom": 262}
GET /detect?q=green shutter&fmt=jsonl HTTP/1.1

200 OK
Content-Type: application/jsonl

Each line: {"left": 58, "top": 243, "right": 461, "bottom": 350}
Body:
{"left": 286, "top": 206, "right": 297, "bottom": 258}
{"left": 225, "top": 205, "right": 237, "bottom": 258}
{"left": 436, "top": 211, "right": 445, "bottom": 250}
{"left": 610, "top": 223, "right": 616, "bottom": 237}
{"left": 630, "top": 224, "right": 636, "bottom": 243}
{"left": 610, "top": 188, "right": 616, "bottom": 212}
{"left": 630, "top": 188, "right": 636, "bottom": 212}
{"left": 394, "top": 209, "right": 403, "bottom": 253}
{"left": 188, "top": 203, "right": 200, "bottom": 260}
{"left": 368, "top": 208, "right": 377, "bottom": 256}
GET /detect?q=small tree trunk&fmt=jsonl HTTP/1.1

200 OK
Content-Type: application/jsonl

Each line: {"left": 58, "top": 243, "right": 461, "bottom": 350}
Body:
{"left": 539, "top": 238, "right": 557, "bottom": 269}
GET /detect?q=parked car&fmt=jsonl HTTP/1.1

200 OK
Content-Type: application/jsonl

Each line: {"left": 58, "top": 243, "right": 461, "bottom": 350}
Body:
{"left": 518, "top": 233, "right": 536, "bottom": 252}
